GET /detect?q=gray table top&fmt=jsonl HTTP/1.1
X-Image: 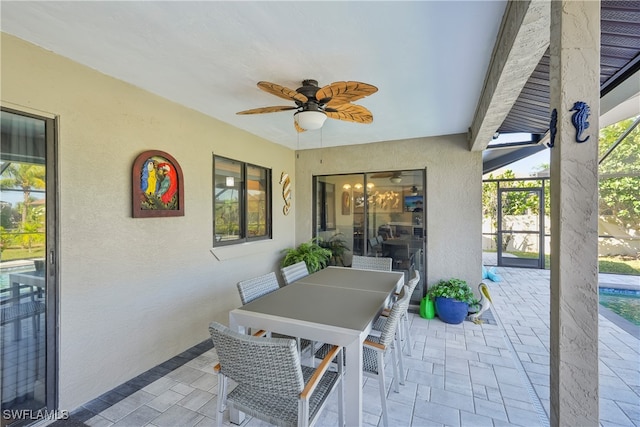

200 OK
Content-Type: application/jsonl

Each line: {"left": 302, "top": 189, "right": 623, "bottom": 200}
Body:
{"left": 295, "top": 266, "right": 403, "bottom": 293}
{"left": 10, "top": 270, "right": 45, "bottom": 279}
{"left": 237, "top": 283, "right": 393, "bottom": 331}
{"left": 9, "top": 271, "right": 45, "bottom": 288}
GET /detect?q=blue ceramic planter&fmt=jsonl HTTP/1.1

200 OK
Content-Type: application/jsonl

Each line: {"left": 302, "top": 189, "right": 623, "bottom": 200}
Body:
{"left": 435, "top": 297, "right": 469, "bottom": 324}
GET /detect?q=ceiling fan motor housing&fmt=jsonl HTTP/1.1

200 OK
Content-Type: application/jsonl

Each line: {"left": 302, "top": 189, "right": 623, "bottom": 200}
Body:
{"left": 297, "top": 79, "right": 324, "bottom": 106}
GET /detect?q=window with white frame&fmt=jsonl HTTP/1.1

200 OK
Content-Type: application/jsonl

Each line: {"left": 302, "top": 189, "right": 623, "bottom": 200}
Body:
{"left": 213, "top": 155, "right": 271, "bottom": 245}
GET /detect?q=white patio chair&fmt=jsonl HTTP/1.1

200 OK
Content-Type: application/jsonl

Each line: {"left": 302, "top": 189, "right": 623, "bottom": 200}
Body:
{"left": 281, "top": 261, "right": 310, "bottom": 285}
{"left": 209, "top": 322, "right": 344, "bottom": 427}
{"left": 351, "top": 255, "right": 392, "bottom": 271}
{"left": 372, "top": 270, "right": 420, "bottom": 360}
{"left": 313, "top": 286, "right": 409, "bottom": 427}
{"left": 400, "top": 270, "right": 420, "bottom": 355}
{"left": 363, "top": 285, "right": 410, "bottom": 427}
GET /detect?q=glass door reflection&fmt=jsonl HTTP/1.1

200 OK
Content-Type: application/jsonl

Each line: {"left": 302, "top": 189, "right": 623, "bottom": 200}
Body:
{"left": 1, "top": 109, "right": 55, "bottom": 424}
{"left": 314, "top": 170, "right": 426, "bottom": 305}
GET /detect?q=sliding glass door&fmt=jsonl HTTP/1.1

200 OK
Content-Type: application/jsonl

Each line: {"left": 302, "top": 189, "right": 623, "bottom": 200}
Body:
{"left": 314, "top": 170, "right": 425, "bottom": 305}
{"left": 1, "top": 108, "right": 57, "bottom": 425}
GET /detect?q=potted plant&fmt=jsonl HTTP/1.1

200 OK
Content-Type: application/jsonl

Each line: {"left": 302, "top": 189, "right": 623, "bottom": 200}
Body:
{"left": 281, "top": 238, "right": 332, "bottom": 273}
{"left": 427, "top": 278, "right": 478, "bottom": 324}
{"left": 318, "top": 233, "right": 350, "bottom": 266}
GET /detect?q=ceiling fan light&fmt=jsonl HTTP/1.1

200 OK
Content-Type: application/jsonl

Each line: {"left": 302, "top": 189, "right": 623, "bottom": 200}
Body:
{"left": 390, "top": 176, "right": 402, "bottom": 184}
{"left": 295, "top": 110, "right": 327, "bottom": 130}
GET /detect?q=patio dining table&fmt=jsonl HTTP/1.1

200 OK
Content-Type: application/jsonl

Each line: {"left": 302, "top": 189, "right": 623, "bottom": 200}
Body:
{"left": 228, "top": 266, "right": 404, "bottom": 426}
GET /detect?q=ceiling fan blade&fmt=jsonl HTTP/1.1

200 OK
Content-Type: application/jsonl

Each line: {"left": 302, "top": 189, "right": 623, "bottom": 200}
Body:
{"left": 294, "top": 121, "right": 306, "bottom": 133}
{"left": 325, "top": 104, "right": 373, "bottom": 123}
{"left": 236, "top": 106, "right": 298, "bottom": 115}
{"left": 316, "top": 81, "right": 378, "bottom": 106}
{"left": 257, "top": 81, "right": 308, "bottom": 103}
{"left": 370, "top": 172, "right": 393, "bottom": 178}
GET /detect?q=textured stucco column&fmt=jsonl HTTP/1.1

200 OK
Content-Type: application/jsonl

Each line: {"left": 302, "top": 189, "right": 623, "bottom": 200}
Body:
{"left": 549, "top": 1, "right": 600, "bottom": 426}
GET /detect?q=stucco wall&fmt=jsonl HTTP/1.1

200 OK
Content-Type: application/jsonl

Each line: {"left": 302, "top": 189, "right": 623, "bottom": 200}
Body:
{"left": 295, "top": 136, "right": 483, "bottom": 288}
{"left": 1, "top": 34, "right": 297, "bottom": 409}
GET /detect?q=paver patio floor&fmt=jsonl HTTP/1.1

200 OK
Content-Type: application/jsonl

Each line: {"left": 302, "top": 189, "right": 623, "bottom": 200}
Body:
{"left": 75, "top": 267, "right": 638, "bottom": 427}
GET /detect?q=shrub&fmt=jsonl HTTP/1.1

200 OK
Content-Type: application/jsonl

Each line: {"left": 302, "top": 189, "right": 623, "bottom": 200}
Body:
{"left": 427, "top": 278, "right": 477, "bottom": 305}
{"left": 281, "top": 238, "right": 332, "bottom": 273}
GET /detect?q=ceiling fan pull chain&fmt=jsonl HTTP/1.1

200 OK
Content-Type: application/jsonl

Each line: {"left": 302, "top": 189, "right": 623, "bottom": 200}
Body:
{"left": 320, "top": 127, "right": 323, "bottom": 164}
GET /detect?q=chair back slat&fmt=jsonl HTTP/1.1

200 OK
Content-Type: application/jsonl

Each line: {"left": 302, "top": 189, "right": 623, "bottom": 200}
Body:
{"left": 406, "top": 270, "right": 420, "bottom": 296}
{"left": 351, "top": 255, "right": 392, "bottom": 271}
{"left": 280, "top": 261, "right": 309, "bottom": 285}
{"left": 237, "top": 272, "right": 280, "bottom": 305}
{"left": 209, "top": 322, "right": 304, "bottom": 398}
{"left": 379, "top": 286, "right": 411, "bottom": 347}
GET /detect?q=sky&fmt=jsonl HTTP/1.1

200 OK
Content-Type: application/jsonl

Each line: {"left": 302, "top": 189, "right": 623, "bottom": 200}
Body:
{"left": 485, "top": 132, "right": 551, "bottom": 178}
{"left": 0, "top": 189, "right": 45, "bottom": 206}
{"left": 489, "top": 149, "right": 551, "bottom": 178}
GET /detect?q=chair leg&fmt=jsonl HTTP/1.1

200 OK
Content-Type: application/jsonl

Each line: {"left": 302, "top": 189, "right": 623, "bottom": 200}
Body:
{"left": 297, "top": 338, "right": 315, "bottom": 365}
{"left": 310, "top": 341, "right": 316, "bottom": 367}
{"left": 216, "top": 375, "right": 227, "bottom": 427}
{"left": 404, "top": 313, "right": 413, "bottom": 356}
{"left": 32, "top": 314, "right": 38, "bottom": 338}
{"left": 397, "top": 314, "right": 404, "bottom": 344}
{"left": 377, "top": 352, "right": 389, "bottom": 427}
{"left": 298, "top": 400, "right": 309, "bottom": 427}
{"left": 337, "top": 348, "right": 345, "bottom": 427}
{"left": 390, "top": 339, "right": 401, "bottom": 391}
{"left": 395, "top": 334, "right": 405, "bottom": 387}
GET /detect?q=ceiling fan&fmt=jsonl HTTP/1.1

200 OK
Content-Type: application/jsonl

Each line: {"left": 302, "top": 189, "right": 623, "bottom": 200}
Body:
{"left": 370, "top": 171, "right": 405, "bottom": 183}
{"left": 236, "top": 79, "right": 378, "bottom": 132}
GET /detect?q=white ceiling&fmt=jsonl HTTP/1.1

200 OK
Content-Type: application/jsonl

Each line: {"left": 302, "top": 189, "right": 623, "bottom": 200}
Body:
{"left": 0, "top": 1, "right": 507, "bottom": 150}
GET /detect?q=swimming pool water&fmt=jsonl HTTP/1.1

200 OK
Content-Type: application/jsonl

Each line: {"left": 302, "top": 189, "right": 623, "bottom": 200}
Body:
{"left": 599, "top": 288, "right": 640, "bottom": 326}
{"left": 0, "top": 266, "right": 32, "bottom": 287}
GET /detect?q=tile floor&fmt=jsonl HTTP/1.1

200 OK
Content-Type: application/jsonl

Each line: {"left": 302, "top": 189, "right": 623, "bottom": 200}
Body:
{"left": 60, "top": 267, "right": 638, "bottom": 427}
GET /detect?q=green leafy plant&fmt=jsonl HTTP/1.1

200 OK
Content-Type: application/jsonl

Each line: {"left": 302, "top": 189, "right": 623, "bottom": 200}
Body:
{"left": 427, "top": 278, "right": 477, "bottom": 305}
{"left": 281, "top": 238, "right": 332, "bottom": 273}
{"left": 318, "top": 233, "right": 350, "bottom": 266}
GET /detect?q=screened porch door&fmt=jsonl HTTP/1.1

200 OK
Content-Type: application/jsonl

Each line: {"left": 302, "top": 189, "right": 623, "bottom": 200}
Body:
{"left": 497, "top": 187, "right": 545, "bottom": 268}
